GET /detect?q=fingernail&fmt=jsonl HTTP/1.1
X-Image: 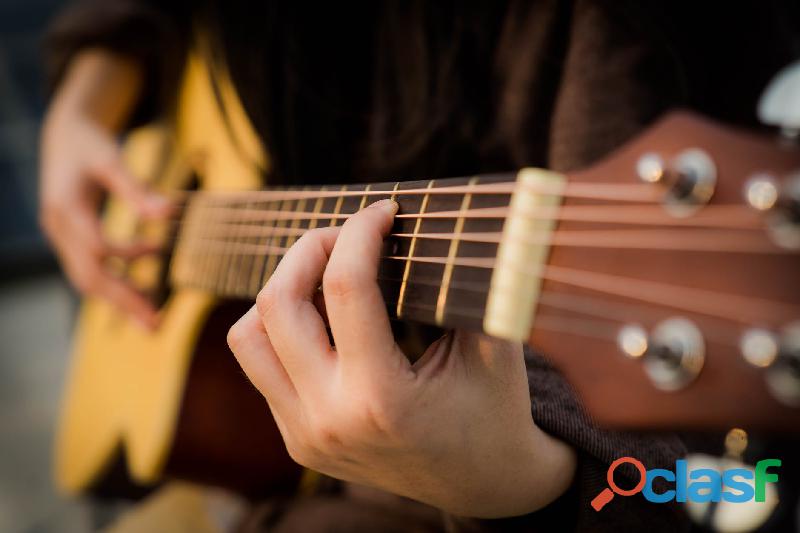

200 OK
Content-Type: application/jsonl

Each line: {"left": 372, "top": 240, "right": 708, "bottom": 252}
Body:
{"left": 370, "top": 199, "right": 399, "bottom": 215}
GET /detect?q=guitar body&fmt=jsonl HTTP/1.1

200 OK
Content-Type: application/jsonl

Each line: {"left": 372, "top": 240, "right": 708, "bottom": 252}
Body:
{"left": 56, "top": 52, "right": 300, "bottom": 495}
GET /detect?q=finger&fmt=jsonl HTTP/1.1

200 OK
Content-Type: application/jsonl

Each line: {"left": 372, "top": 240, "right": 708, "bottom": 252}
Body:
{"left": 104, "top": 240, "right": 164, "bottom": 260}
{"left": 88, "top": 155, "right": 172, "bottom": 218}
{"left": 258, "top": 226, "right": 339, "bottom": 388}
{"left": 228, "top": 306, "right": 298, "bottom": 414}
{"left": 95, "top": 271, "right": 160, "bottom": 329}
{"left": 323, "top": 200, "right": 408, "bottom": 373}
{"left": 313, "top": 288, "right": 329, "bottom": 326}
{"left": 57, "top": 203, "right": 159, "bottom": 327}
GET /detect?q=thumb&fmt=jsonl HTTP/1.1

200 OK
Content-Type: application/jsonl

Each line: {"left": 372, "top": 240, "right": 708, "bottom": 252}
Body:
{"left": 89, "top": 153, "right": 172, "bottom": 218}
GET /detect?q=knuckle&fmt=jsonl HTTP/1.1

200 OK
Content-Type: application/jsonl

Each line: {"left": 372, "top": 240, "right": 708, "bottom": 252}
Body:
{"left": 285, "top": 442, "right": 312, "bottom": 468}
{"left": 310, "top": 421, "right": 343, "bottom": 453}
{"left": 255, "top": 283, "right": 279, "bottom": 318}
{"left": 358, "top": 398, "right": 404, "bottom": 438}
{"left": 322, "top": 269, "right": 360, "bottom": 299}
{"left": 226, "top": 321, "right": 247, "bottom": 352}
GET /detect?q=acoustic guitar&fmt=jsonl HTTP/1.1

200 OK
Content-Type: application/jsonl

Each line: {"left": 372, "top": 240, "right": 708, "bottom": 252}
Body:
{"left": 55, "top": 51, "right": 800, "bottom": 499}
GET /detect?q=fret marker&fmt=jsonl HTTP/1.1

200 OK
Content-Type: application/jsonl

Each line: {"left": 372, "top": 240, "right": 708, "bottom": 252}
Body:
{"left": 484, "top": 169, "right": 565, "bottom": 341}
{"left": 435, "top": 177, "right": 478, "bottom": 325}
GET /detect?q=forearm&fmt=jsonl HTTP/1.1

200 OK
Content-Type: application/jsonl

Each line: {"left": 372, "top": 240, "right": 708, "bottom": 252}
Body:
{"left": 47, "top": 48, "right": 143, "bottom": 133}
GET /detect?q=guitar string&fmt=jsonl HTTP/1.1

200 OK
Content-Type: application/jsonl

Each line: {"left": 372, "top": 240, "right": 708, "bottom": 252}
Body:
{"left": 171, "top": 224, "right": 786, "bottom": 254}
{"left": 170, "top": 244, "right": 799, "bottom": 325}
{"left": 372, "top": 275, "right": 744, "bottom": 347}
{"left": 162, "top": 180, "right": 662, "bottom": 203}
{"left": 154, "top": 185, "right": 794, "bottom": 329}
{"left": 378, "top": 298, "right": 694, "bottom": 346}
{"left": 166, "top": 203, "right": 765, "bottom": 230}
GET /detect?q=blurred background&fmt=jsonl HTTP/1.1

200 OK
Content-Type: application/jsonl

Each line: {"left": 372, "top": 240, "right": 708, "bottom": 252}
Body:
{"left": 0, "top": 1, "right": 95, "bottom": 531}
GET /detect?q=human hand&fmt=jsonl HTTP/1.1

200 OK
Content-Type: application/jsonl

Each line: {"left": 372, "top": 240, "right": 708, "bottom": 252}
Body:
{"left": 227, "top": 200, "right": 576, "bottom": 517}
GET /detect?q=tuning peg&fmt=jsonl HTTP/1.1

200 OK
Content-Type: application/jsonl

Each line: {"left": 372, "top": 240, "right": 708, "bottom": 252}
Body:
{"left": 740, "top": 323, "right": 800, "bottom": 407}
{"left": 758, "top": 60, "right": 800, "bottom": 139}
{"left": 617, "top": 318, "right": 705, "bottom": 391}
{"left": 636, "top": 149, "right": 717, "bottom": 217}
{"left": 765, "top": 323, "right": 800, "bottom": 407}
{"left": 744, "top": 172, "right": 800, "bottom": 249}
{"left": 723, "top": 428, "right": 748, "bottom": 460}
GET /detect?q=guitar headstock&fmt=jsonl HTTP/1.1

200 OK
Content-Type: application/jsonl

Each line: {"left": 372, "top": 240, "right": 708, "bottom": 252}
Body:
{"left": 531, "top": 110, "right": 800, "bottom": 432}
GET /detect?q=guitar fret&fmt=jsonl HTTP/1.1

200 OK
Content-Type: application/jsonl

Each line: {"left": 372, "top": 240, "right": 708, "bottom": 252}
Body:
{"left": 307, "top": 186, "right": 326, "bottom": 231}
{"left": 263, "top": 197, "right": 291, "bottom": 283}
{"left": 389, "top": 181, "right": 401, "bottom": 201}
{"left": 227, "top": 198, "right": 251, "bottom": 297}
{"left": 396, "top": 180, "right": 435, "bottom": 318}
{"left": 202, "top": 197, "right": 219, "bottom": 291}
{"left": 210, "top": 197, "right": 228, "bottom": 294}
{"left": 283, "top": 189, "right": 308, "bottom": 249}
{"left": 216, "top": 196, "right": 237, "bottom": 294}
{"left": 248, "top": 197, "right": 270, "bottom": 295}
{"left": 435, "top": 177, "right": 479, "bottom": 325}
{"left": 330, "top": 185, "right": 348, "bottom": 226}
{"left": 235, "top": 199, "right": 252, "bottom": 296}
{"left": 358, "top": 184, "right": 372, "bottom": 210}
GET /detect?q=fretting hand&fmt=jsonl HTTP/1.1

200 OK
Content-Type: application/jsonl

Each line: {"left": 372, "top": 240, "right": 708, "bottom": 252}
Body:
{"left": 227, "top": 199, "right": 576, "bottom": 518}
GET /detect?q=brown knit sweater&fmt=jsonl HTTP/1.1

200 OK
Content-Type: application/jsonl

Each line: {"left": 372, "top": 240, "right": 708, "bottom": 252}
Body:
{"left": 44, "top": 1, "right": 800, "bottom": 531}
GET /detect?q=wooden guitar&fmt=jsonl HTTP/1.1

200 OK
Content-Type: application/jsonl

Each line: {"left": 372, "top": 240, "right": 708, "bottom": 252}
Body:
{"left": 55, "top": 52, "right": 800, "bottom": 498}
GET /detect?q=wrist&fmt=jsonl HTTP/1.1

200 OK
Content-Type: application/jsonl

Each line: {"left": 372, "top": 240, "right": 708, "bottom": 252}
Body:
{"left": 444, "top": 424, "right": 576, "bottom": 519}
{"left": 49, "top": 48, "right": 143, "bottom": 133}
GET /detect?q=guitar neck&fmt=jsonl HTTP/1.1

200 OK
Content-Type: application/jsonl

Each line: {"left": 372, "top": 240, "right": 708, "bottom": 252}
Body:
{"left": 170, "top": 172, "right": 560, "bottom": 335}
{"left": 159, "top": 110, "right": 800, "bottom": 431}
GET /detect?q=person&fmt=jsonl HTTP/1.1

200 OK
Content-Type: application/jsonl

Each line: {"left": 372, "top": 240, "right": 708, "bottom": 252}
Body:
{"left": 39, "top": 1, "right": 799, "bottom": 531}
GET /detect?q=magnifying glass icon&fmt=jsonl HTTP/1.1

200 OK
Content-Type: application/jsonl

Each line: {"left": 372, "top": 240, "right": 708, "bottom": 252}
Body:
{"left": 591, "top": 457, "right": 647, "bottom": 511}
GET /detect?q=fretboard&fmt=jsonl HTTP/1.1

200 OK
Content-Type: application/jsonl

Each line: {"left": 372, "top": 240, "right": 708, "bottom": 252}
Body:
{"left": 171, "top": 174, "right": 520, "bottom": 332}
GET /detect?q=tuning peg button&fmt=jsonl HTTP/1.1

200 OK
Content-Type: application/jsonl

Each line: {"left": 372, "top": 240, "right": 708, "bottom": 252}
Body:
{"left": 744, "top": 174, "right": 780, "bottom": 212}
{"left": 765, "top": 323, "right": 800, "bottom": 407}
{"left": 740, "top": 328, "right": 780, "bottom": 367}
{"left": 750, "top": 172, "right": 800, "bottom": 249}
{"left": 758, "top": 60, "right": 800, "bottom": 138}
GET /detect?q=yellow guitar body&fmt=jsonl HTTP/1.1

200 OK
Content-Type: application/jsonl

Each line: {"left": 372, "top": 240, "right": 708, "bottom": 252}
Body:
{"left": 55, "top": 50, "right": 266, "bottom": 493}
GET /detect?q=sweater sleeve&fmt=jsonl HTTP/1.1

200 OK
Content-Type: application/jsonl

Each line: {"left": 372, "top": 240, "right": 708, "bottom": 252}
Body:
{"left": 43, "top": 0, "right": 191, "bottom": 128}
{"left": 446, "top": 349, "right": 690, "bottom": 532}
